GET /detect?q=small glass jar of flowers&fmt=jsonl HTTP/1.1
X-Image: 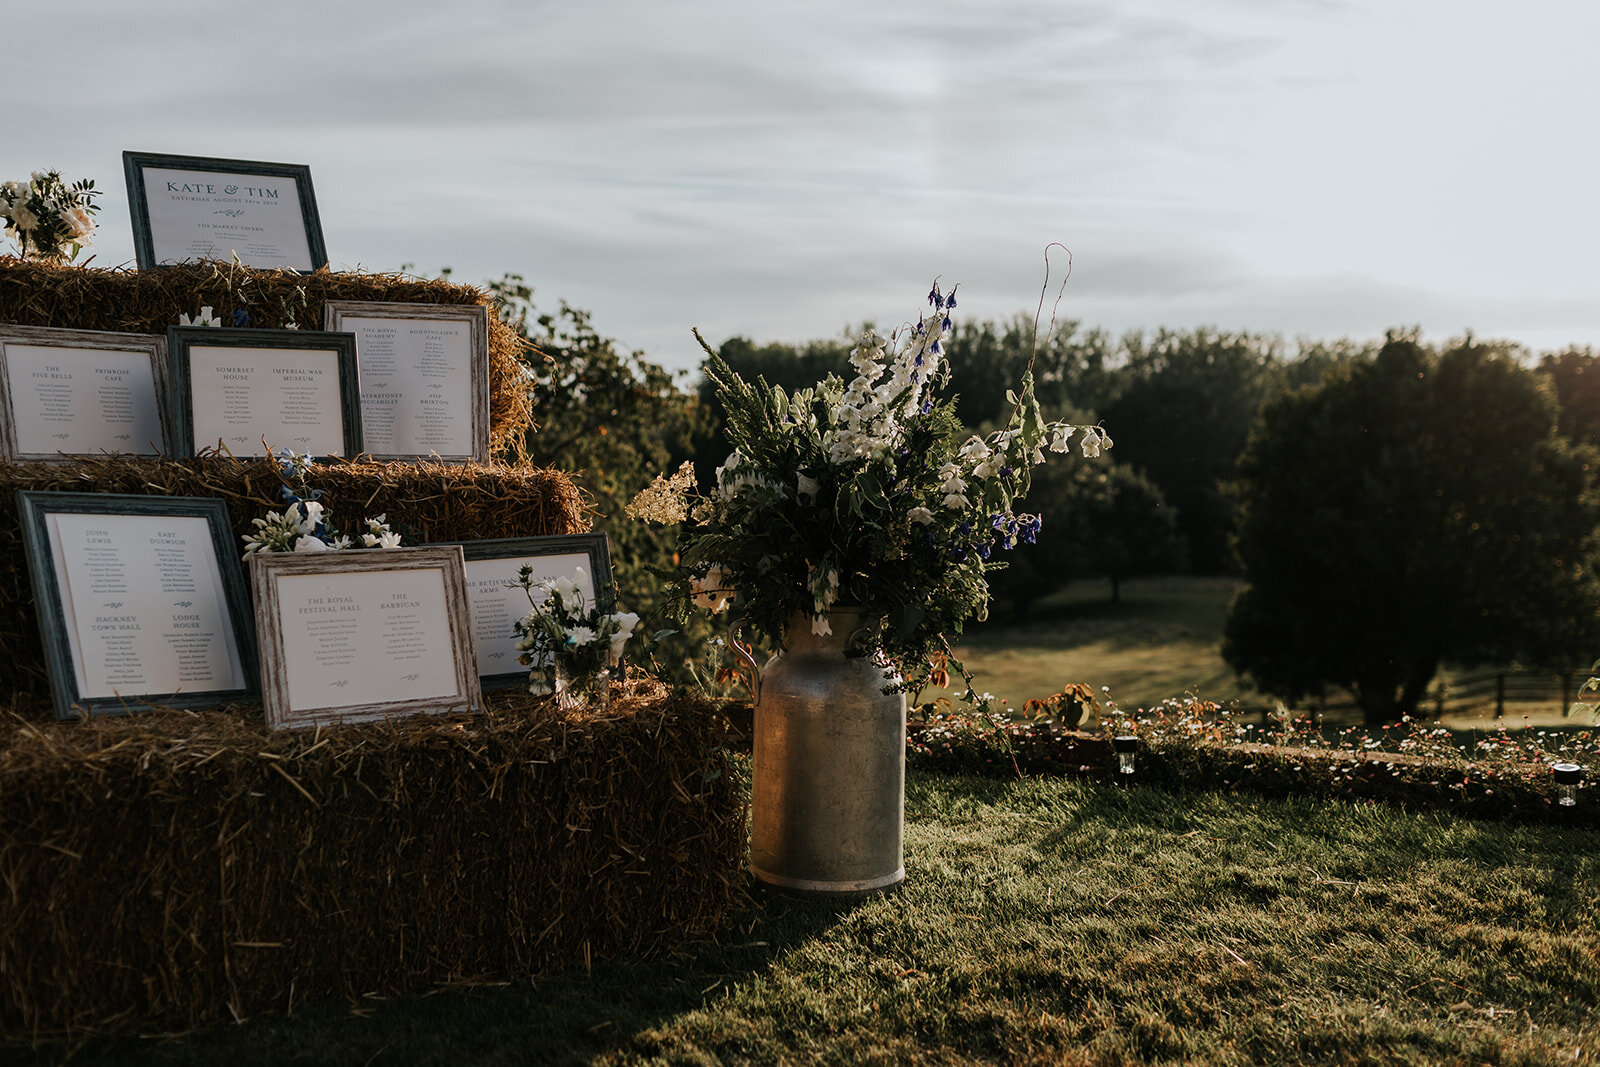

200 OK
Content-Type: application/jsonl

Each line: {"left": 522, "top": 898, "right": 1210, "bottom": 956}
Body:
{"left": 513, "top": 566, "right": 640, "bottom": 710}
{"left": 0, "top": 171, "right": 99, "bottom": 264}
{"left": 629, "top": 280, "right": 1110, "bottom": 701}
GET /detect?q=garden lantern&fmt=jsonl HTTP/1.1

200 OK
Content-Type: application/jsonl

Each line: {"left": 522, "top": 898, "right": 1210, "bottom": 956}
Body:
{"left": 1114, "top": 736, "right": 1139, "bottom": 776}
{"left": 1553, "top": 763, "right": 1583, "bottom": 807}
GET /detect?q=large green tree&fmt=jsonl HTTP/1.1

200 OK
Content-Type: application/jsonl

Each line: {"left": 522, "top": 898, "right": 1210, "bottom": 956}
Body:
{"left": 987, "top": 455, "right": 1184, "bottom": 616}
{"left": 1539, "top": 346, "right": 1600, "bottom": 451}
{"left": 1223, "top": 336, "right": 1600, "bottom": 723}
{"left": 1099, "top": 329, "right": 1284, "bottom": 574}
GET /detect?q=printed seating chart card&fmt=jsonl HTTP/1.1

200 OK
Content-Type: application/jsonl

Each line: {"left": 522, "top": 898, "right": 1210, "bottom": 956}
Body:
{"left": 324, "top": 301, "right": 489, "bottom": 463}
{"left": 252, "top": 547, "right": 482, "bottom": 729}
{"left": 167, "top": 326, "right": 362, "bottom": 459}
{"left": 122, "top": 151, "right": 327, "bottom": 271}
{"left": 0, "top": 325, "right": 169, "bottom": 461}
{"left": 437, "top": 534, "right": 613, "bottom": 689}
{"left": 18, "top": 492, "right": 257, "bottom": 720}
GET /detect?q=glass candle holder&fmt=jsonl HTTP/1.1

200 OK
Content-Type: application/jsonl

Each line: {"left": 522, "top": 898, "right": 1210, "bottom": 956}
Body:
{"left": 1113, "top": 735, "right": 1139, "bottom": 775}
{"left": 1553, "top": 763, "right": 1583, "bottom": 807}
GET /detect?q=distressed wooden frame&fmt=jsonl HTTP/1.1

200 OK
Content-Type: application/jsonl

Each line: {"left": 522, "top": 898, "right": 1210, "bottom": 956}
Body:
{"left": 167, "top": 326, "right": 362, "bottom": 461}
{"left": 322, "top": 301, "right": 490, "bottom": 463}
{"left": 250, "top": 546, "right": 482, "bottom": 729}
{"left": 122, "top": 150, "right": 328, "bottom": 271}
{"left": 432, "top": 533, "right": 614, "bottom": 690}
{"left": 0, "top": 325, "right": 170, "bottom": 461}
{"left": 17, "top": 491, "right": 259, "bottom": 720}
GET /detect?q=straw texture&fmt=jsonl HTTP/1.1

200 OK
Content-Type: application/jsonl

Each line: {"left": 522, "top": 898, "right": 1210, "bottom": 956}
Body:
{"left": 0, "top": 680, "right": 745, "bottom": 1040}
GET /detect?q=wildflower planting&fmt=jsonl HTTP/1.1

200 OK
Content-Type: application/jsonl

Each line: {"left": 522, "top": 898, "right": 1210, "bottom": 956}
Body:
{"left": 907, "top": 693, "right": 1598, "bottom": 826}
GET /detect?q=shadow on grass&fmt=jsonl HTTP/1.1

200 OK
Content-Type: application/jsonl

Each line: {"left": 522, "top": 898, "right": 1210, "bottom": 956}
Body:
{"left": 10, "top": 889, "right": 856, "bottom": 1067}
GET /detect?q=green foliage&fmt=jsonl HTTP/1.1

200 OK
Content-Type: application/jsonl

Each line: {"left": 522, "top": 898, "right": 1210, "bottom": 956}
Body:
{"left": 484, "top": 274, "right": 718, "bottom": 683}
{"left": 637, "top": 288, "right": 1109, "bottom": 698}
{"left": 941, "top": 314, "right": 1121, "bottom": 426}
{"left": 1100, "top": 328, "right": 1285, "bottom": 574}
{"left": 1539, "top": 345, "right": 1600, "bottom": 451}
{"left": 988, "top": 454, "right": 1185, "bottom": 616}
{"left": 1224, "top": 335, "right": 1600, "bottom": 723}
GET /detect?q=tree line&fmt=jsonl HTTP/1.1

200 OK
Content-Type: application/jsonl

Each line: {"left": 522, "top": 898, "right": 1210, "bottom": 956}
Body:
{"left": 495, "top": 273, "right": 1600, "bottom": 723}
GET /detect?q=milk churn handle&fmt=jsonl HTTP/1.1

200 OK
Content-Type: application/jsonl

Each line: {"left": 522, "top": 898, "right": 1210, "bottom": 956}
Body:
{"left": 728, "top": 616, "right": 762, "bottom": 704}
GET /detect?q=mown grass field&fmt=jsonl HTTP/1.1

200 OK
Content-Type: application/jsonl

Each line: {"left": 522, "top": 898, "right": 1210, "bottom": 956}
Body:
{"left": 956, "top": 576, "right": 1593, "bottom": 731}
{"left": 954, "top": 577, "right": 1249, "bottom": 715}
{"left": 24, "top": 771, "right": 1600, "bottom": 1066}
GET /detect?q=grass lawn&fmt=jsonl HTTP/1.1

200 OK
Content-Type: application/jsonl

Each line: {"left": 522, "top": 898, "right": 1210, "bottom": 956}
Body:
{"left": 955, "top": 577, "right": 1597, "bottom": 732}
{"left": 952, "top": 576, "right": 1255, "bottom": 713}
{"left": 25, "top": 770, "right": 1600, "bottom": 1065}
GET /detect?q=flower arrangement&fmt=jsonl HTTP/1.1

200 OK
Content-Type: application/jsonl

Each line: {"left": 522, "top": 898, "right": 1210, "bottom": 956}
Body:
{"left": 513, "top": 565, "right": 640, "bottom": 706}
{"left": 241, "top": 450, "right": 402, "bottom": 555}
{"left": 630, "top": 281, "right": 1110, "bottom": 698}
{"left": 0, "top": 170, "right": 99, "bottom": 262}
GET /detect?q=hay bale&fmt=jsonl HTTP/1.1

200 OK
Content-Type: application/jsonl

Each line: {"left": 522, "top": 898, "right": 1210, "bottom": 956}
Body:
{"left": 0, "top": 257, "right": 536, "bottom": 456}
{"left": 0, "top": 454, "right": 589, "bottom": 710}
{"left": 0, "top": 680, "right": 747, "bottom": 1039}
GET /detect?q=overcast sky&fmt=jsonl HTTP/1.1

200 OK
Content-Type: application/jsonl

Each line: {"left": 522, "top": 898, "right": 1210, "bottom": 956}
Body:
{"left": 6, "top": 0, "right": 1597, "bottom": 372}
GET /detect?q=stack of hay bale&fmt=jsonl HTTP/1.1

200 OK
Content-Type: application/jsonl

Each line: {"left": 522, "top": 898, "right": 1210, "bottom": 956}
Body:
{"left": 0, "top": 260, "right": 743, "bottom": 1040}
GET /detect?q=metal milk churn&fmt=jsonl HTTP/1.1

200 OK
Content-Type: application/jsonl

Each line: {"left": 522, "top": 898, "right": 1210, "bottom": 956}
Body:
{"left": 736, "top": 608, "right": 906, "bottom": 895}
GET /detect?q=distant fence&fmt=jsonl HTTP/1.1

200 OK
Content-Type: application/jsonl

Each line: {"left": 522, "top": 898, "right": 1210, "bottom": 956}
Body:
{"left": 1434, "top": 667, "right": 1594, "bottom": 719}
{"left": 1233, "top": 667, "right": 1596, "bottom": 726}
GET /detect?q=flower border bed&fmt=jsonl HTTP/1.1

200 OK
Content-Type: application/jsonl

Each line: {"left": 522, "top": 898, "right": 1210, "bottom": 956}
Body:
{"left": 904, "top": 703, "right": 1595, "bottom": 826}
{"left": 0, "top": 680, "right": 745, "bottom": 1041}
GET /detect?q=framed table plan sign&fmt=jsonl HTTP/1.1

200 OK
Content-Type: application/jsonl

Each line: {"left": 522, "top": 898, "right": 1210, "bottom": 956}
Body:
{"left": 122, "top": 151, "right": 327, "bottom": 271}
{"left": 18, "top": 491, "right": 258, "bottom": 720}
{"left": 432, "top": 534, "right": 614, "bottom": 690}
{"left": 323, "top": 301, "right": 489, "bottom": 463}
{"left": 167, "top": 327, "right": 362, "bottom": 460}
{"left": 0, "top": 325, "right": 169, "bottom": 461}
{"left": 251, "top": 546, "right": 483, "bottom": 729}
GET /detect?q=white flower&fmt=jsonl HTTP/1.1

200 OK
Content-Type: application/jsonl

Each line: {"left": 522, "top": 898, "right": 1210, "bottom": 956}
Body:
{"left": 972, "top": 458, "right": 1002, "bottom": 480}
{"left": 292, "top": 500, "right": 324, "bottom": 534}
{"left": 908, "top": 506, "right": 935, "bottom": 525}
{"left": 292, "top": 535, "right": 331, "bottom": 552}
{"left": 1081, "top": 431, "right": 1104, "bottom": 459}
{"left": 811, "top": 614, "right": 833, "bottom": 636}
{"left": 566, "top": 625, "right": 598, "bottom": 646}
{"left": 691, "top": 564, "right": 735, "bottom": 613}
{"left": 796, "top": 473, "right": 819, "bottom": 499}
{"left": 607, "top": 611, "right": 640, "bottom": 664}
{"left": 551, "top": 566, "right": 585, "bottom": 601}
{"left": 331, "top": 535, "right": 353, "bottom": 549}
{"left": 959, "top": 436, "right": 991, "bottom": 461}
{"left": 1049, "top": 423, "right": 1076, "bottom": 453}
{"left": 940, "top": 473, "right": 968, "bottom": 495}
{"left": 59, "top": 206, "right": 94, "bottom": 241}
{"left": 942, "top": 492, "right": 970, "bottom": 511}
{"left": 376, "top": 530, "right": 403, "bottom": 549}
{"left": 361, "top": 532, "right": 380, "bottom": 548}
{"left": 849, "top": 333, "right": 885, "bottom": 374}
{"left": 8, "top": 202, "right": 38, "bottom": 232}
{"left": 179, "top": 306, "right": 221, "bottom": 328}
